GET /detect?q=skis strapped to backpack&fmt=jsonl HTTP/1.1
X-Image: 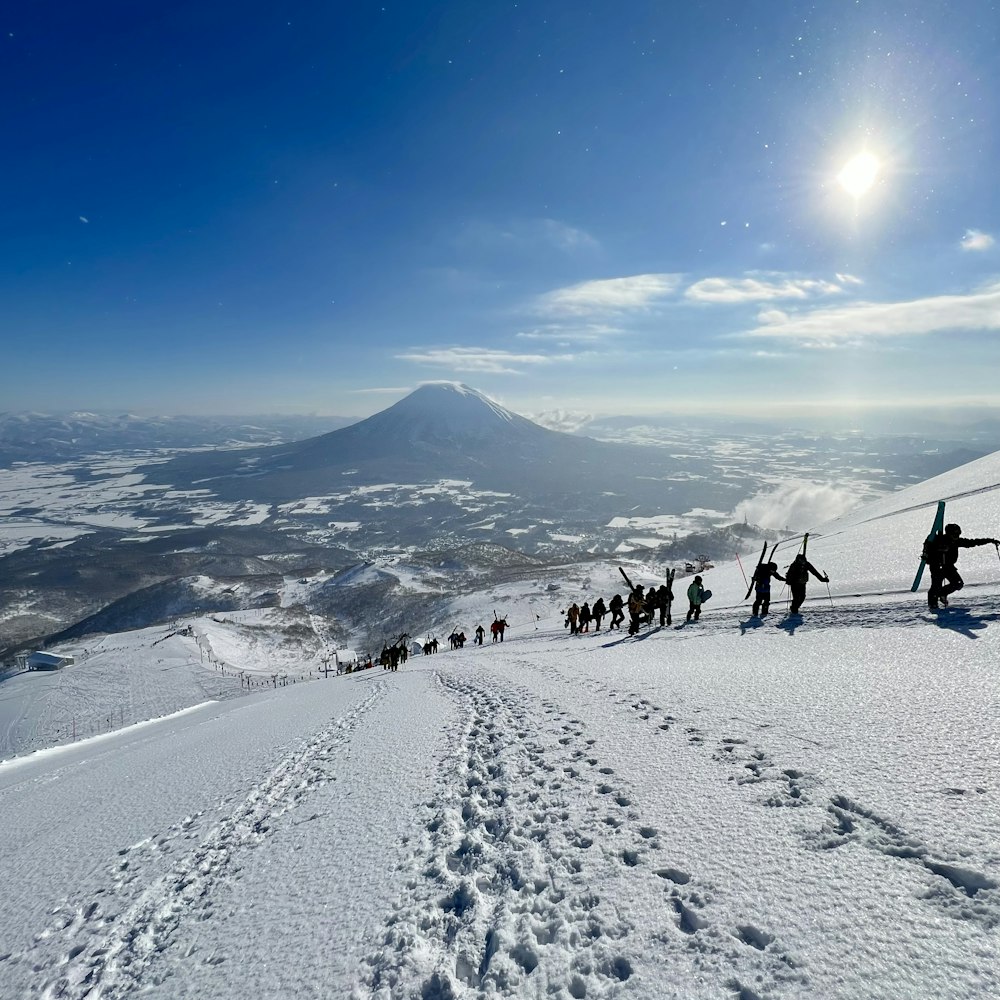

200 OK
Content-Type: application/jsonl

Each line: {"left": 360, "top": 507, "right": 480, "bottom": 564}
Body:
{"left": 744, "top": 541, "right": 768, "bottom": 600}
{"left": 666, "top": 567, "right": 675, "bottom": 625}
{"left": 618, "top": 566, "right": 636, "bottom": 592}
{"left": 911, "top": 501, "right": 946, "bottom": 592}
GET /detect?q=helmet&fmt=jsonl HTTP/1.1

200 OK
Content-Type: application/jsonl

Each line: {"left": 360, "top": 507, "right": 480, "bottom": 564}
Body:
{"left": 945, "top": 523, "right": 962, "bottom": 536}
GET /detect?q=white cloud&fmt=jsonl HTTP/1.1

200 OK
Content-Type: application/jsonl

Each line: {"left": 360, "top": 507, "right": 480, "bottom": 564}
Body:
{"left": 734, "top": 482, "right": 861, "bottom": 531}
{"left": 960, "top": 229, "right": 995, "bottom": 252}
{"left": 537, "top": 273, "right": 682, "bottom": 316}
{"left": 685, "top": 274, "right": 845, "bottom": 303}
{"left": 395, "top": 346, "right": 563, "bottom": 375}
{"left": 349, "top": 386, "right": 414, "bottom": 395}
{"left": 79, "top": 216, "right": 89, "bottom": 223}
{"left": 835, "top": 272, "right": 863, "bottom": 286}
{"left": 744, "top": 282, "right": 1000, "bottom": 342}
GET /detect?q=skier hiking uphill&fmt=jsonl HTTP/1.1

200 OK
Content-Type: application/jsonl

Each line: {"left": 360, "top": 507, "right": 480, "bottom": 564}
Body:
{"left": 751, "top": 561, "right": 784, "bottom": 617}
{"left": 686, "top": 576, "right": 705, "bottom": 622}
{"left": 608, "top": 593, "right": 625, "bottom": 630}
{"left": 656, "top": 582, "right": 672, "bottom": 626}
{"left": 591, "top": 597, "right": 607, "bottom": 631}
{"left": 627, "top": 585, "right": 646, "bottom": 635}
{"left": 923, "top": 523, "right": 999, "bottom": 609}
{"left": 785, "top": 553, "right": 828, "bottom": 615}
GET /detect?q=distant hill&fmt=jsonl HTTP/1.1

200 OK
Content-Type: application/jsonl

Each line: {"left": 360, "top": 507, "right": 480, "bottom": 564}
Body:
{"left": 0, "top": 412, "right": 355, "bottom": 466}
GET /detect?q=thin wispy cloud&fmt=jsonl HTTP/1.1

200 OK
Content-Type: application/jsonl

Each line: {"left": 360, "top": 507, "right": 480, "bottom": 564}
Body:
{"left": 539, "top": 219, "right": 600, "bottom": 252}
{"left": 743, "top": 282, "right": 1000, "bottom": 342}
{"left": 396, "top": 346, "right": 563, "bottom": 375}
{"left": 454, "top": 218, "right": 599, "bottom": 255}
{"left": 515, "top": 322, "right": 624, "bottom": 343}
{"left": 537, "top": 273, "right": 682, "bottom": 316}
{"left": 349, "top": 386, "right": 414, "bottom": 394}
{"left": 685, "top": 274, "right": 846, "bottom": 303}
{"left": 960, "top": 229, "right": 995, "bottom": 252}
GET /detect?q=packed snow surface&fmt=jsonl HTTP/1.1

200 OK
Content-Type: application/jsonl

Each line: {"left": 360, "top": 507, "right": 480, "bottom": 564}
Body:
{"left": 2, "top": 454, "right": 1000, "bottom": 999}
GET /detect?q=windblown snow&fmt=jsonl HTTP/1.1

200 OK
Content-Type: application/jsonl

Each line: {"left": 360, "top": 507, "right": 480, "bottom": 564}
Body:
{"left": 2, "top": 452, "right": 999, "bottom": 999}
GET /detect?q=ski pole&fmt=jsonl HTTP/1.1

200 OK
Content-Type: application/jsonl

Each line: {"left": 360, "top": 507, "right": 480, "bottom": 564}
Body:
{"left": 735, "top": 552, "right": 748, "bottom": 589}
{"left": 825, "top": 580, "right": 835, "bottom": 608}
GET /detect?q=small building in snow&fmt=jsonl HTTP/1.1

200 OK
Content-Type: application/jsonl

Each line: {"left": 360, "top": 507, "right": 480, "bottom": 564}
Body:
{"left": 334, "top": 649, "right": 358, "bottom": 672}
{"left": 28, "top": 651, "right": 75, "bottom": 671}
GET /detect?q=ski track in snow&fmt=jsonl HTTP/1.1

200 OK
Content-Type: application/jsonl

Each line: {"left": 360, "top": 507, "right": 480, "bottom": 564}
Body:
{"left": 20, "top": 681, "right": 388, "bottom": 1000}
{"left": 354, "top": 672, "right": 804, "bottom": 1000}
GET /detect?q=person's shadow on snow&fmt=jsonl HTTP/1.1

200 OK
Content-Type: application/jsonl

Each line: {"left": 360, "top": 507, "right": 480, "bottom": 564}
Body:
{"left": 738, "top": 617, "right": 767, "bottom": 636}
{"left": 926, "top": 608, "right": 1000, "bottom": 640}
{"left": 775, "top": 613, "right": 803, "bottom": 636}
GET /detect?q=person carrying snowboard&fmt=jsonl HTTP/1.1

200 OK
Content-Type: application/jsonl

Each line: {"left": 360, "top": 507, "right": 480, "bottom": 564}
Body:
{"left": 685, "top": 576, "right": 705, "bottom": 622}
{"left": 924, "top": 523, "right": 999, "bottom": 609}
{"left": 786, "top": 553, "right": 828, "bottom": 615}
{"left": 751, "top": 561, "right": 784, "bottom": 617}
{"left": 474, "top": 624, "right": 485, "bottom": 645}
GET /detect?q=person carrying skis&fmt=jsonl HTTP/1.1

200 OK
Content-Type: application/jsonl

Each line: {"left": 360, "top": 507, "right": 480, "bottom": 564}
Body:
{"left": 751, "top": 561, "right": 784, "bottom": 617}
{"left": 656, "top": 583, "right": 672, "bottom": 626}
{"left": 609, "top": 593, "right": 625, "bottom": 630}
{"left": 627, "top": 585, "right": 646, "bottom": 635}
{"left": 924, "top": 523, "right": 999, "bottom": 609}
{"left": 642, "top": 588, "right": 657, "bottom": 625}
{"left": 579, "top": 601, "right": 592, "bottom": 633}
{"left": 786, "top": 553, "right": 828, "bottom": 615}
{"left": 686, "top": 576, "right": 705, "bottom": 622}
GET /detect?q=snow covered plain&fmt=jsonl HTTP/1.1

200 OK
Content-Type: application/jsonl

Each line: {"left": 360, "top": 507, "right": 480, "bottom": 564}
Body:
{"left": 2, "top": 455, "right": 1000, "bottom": 999}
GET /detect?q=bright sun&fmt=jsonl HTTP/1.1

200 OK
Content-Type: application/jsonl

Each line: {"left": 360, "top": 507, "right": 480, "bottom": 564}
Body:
{"left": 837, "top": 152, "right": 880, "bottom": 197}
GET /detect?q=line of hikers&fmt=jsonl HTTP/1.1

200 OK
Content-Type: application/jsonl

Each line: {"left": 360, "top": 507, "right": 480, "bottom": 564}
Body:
{"left": 370, "top": 521, "right": 998, "bottom": 667}
{"left": 749, "top": 553, "right": 829, "bottom": 617}
{"left": 564, "top": 582, "right": 677, "bottom": 636}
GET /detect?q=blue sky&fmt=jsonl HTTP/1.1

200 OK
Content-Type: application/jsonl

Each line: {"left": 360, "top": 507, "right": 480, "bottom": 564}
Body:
{"left": 3, "top": 1, "right": 999, "bottom": 418}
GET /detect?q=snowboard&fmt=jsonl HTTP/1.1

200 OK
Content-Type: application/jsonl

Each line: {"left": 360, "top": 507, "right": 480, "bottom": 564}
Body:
{"left": 911, "top": 500, "right": 946, "bottom": 592}
{"left": 701, "top": 589, "right": 713, "bottom": 603}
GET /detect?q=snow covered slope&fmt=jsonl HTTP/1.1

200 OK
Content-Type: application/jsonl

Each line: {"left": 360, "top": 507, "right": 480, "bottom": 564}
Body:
{"left": 1, "top": 451, "right": 999, "bottom": 999}
{"left": 699, "top": 447, "right": 1000, "bottom": 611}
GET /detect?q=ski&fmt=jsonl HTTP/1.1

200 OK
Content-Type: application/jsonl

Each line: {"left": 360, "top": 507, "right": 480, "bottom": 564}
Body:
{"left": 618, "top": 566, "right": 636, "bottom": 592}
{"left": 666, "top": 567, "right": 675, "bottom": 626}
{"left": 911, "top": 500, "right": 946, "bottom": 592}
{"left": 744, "top": 542, "right": 768, "bottom": 600}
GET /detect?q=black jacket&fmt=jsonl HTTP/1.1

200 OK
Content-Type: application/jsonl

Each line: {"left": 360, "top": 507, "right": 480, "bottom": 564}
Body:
{"left": 925, "top": 533, "right": 995, "bottom": 569}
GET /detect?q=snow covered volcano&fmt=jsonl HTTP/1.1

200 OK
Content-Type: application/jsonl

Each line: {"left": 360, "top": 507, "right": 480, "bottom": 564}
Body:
{"left": 142, "top": 382, "right": 698, "bottom": 507}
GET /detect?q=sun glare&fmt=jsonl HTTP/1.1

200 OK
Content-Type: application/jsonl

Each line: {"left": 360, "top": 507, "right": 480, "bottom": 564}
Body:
{"left": 837, "top": 151, "right": 880, "bottom": 197}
